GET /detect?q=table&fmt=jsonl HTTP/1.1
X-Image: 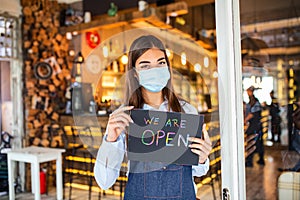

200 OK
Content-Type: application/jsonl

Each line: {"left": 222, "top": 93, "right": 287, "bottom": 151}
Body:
{"left": 7, "top": 146, "right": 65, "bottom": 200}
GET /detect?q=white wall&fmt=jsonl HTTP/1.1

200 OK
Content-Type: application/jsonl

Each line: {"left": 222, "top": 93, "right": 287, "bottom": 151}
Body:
{"left": 2, "top": 101, "right": 12, "bottom": 134}
{"left": 0, "top": 0, "right": 21, "bottom": 16}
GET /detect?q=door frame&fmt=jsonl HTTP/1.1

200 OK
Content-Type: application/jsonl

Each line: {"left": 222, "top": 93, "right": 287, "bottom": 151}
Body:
{"left": 0, "top": 11, "right": 25, "bottom": 190}
{"left": 215, "top": 0, "right": 246, "bottom": 199}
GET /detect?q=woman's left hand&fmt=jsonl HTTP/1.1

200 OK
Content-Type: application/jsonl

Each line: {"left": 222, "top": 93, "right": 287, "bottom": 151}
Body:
{"left": 188, "top": 124, "right": 212, "bottom": 164}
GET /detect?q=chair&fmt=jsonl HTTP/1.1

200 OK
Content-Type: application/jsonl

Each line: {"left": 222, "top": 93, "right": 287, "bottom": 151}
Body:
{"left": 115, "top": 161, "right": 128, "bottom": 200}
{"left": 43, "top": 126, "right": 65, "bottom": 195}
{"left": 194, "top": 134, "right": 221, "bottom": 200}
{"left": 62, "top": 126, "right": 101, "bottom": 200}
{"left": 278, "top": 172, "right": 300, "bottom": 200}
{"left": 0, "top": 152, "right": 8, "bottom": 193}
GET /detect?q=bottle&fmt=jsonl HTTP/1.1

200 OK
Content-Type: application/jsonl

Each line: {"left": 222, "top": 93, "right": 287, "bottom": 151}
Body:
{"left": 40, "top": 168, "right": 47, "bottom": 194}
{"left": 72, "top": 61, "right": 83, "bottom": 113}
{"left": 89, "top": 99, "right": 97, "bottom": 113}
{"left": 113, "top": 60, "right": 119, "bottom": 72}
{"left": 119, "top": 61, "right": 125, "bottom": 72}
{"left": 107, "top": 62, "right": 112, "bottom": 71}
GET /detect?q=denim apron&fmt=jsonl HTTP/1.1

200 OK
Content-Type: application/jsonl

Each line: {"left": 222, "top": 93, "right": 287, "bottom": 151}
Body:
{"left": 124, "top": 161, "right": 196, "bottom": 200}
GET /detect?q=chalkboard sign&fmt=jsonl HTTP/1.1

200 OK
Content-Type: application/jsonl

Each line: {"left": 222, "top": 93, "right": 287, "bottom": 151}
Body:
{"left": 128, "top": 109, "right": 204, "bottom": 165}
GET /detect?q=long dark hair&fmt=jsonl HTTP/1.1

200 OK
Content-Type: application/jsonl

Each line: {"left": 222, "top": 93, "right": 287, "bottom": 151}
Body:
{"left": 124, "top": 35, "right": 183, "bottom": 112}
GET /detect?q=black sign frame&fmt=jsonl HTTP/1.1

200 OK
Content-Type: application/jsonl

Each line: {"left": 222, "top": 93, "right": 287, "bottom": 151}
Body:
{"left": 128, "top": 109, "right": 204, "bottom": 165}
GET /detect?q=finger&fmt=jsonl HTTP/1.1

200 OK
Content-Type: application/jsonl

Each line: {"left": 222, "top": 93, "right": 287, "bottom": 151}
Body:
{"left": 202, "top": 124, "right": 212, "bottom": 145}
{"left": 202, "top": 126, "right": 207, "bottom": 137}
{"left": 188, "top": 137, "right": 212, "bottom": 149}
{"left": 191, "top": 149, "right": 208, "bottom": 162}
{"left": 106, "top": 121, "right": 127, "bottom": 141}
{"left": 111, "top": 106, "right": 134, "bottom": 115}
{"left": 115, "top": 127, "right": 125, "bottom": 136}
{"left": 111, "top": 122, "right": 127, "bottom": 133}
{"left": 189, "top": 141, "right": 211, "bottom": 152}
{"left": 109, "top": 123, "right": 128, "bottom": 134}
{"left": 188, "top": 137, "right": 203, "bottom": 144}
{"left": 109, "top": 119, "right": 128, "bottom": 131}
{"left": 110, "top": 113, "right": 133, "bottom": 124}
{"left": 109, "top": 119, "right": 129, "bottom": 127}
{"left": 110, "top": 120, "right": 127, "bottom": 129}
{"left": 202, "top": 124, "right": 207, "bottom": 133}
{"left": 188, "top": 142, "right": 212, "bottom": 157}
{"left": 203, "top": 131, "right": 212, "bottom": 145}
{"left": 109, "top": 115, "right": 132, "bottom": 126}
{"left": 189, "top": 144, "right": 211, "bottom": 156}
{"left": 191, "top": 148, "right": 202, "bottom": 156}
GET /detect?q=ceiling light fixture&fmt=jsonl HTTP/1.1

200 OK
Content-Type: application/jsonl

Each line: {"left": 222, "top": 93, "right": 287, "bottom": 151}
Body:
{"left": 204, "top": 56, "right": 209, "bottom": 68}
{"left": 181, "top": 52, "right": 186, "bottom": 65}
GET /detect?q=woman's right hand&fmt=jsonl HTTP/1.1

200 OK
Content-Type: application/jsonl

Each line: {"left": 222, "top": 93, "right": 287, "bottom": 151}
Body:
{"left": 106, "top": 106, "right": 134, "bottom": 142}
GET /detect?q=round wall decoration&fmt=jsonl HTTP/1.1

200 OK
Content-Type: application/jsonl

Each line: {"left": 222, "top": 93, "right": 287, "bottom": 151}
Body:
{"left": 86, "top": 31, "right": 101, "bottom": 48}
{"left": 86, "top": 54, "right": 102, "bottom": 74}
{"left": 34, "top": 62, "right": 53, "bottom": 80}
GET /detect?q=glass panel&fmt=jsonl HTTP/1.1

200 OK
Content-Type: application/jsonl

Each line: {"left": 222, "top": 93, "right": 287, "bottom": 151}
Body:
{"left": 73, "top": 25, "right": 221, "bottom": 199}
{"left": 0, "top": 14, "right": 19, "bottom": 59}
{"left": 240, "top": 0, "right": 300, "bottom": 199}
{"left": 0, "top": 47, "right": 4, "bottom": 57}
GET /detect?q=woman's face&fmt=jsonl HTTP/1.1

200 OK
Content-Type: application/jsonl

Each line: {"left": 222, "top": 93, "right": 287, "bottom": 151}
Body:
{"left": 247, "top": 90, "right": 253, "bottom": 97}
{"left": 135, "top": 48, "right": 167, "bottom": 71}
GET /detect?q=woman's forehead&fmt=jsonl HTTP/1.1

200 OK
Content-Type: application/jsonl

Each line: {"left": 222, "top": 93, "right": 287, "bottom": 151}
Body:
{"left": 137, "top": 48, "right": 165, "bottom": 61}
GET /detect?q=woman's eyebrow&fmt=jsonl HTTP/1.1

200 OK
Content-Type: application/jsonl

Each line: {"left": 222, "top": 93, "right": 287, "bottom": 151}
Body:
{"left": 157, "top": 57, "right": 165, "bottom": 62}
{"left": 138, "top": 61, "right": 150, "bottom": 65}
{"left": 138, "top": 57, "right": 165, "bottom": 65}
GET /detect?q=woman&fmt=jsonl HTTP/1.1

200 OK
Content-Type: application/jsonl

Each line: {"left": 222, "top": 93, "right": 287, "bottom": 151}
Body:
{"left": 94, "top": 35, "right": 212, "bottom": 199}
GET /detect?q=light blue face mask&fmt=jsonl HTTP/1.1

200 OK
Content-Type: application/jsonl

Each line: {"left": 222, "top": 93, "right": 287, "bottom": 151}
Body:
{"left": 137, "top": 66, "right": 170, "bottom": 92}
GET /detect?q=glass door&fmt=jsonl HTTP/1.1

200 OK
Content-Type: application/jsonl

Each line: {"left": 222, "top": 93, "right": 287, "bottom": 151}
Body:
{"left": 215, "top": 0, "right": 246, "bottom": 199}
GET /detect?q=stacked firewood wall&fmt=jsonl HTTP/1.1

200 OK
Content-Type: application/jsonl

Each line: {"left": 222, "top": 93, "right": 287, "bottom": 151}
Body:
{"left": 21, "top": 0, "right": 71, "bottom": 147}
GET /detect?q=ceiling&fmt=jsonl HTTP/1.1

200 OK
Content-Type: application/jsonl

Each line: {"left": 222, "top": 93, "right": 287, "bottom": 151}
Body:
{"left": 239, "top": 0, "right": 300, "bottom": 25}
{"left": 239, "top": 0, "right": 300, "bottom": 61}
{"left": 62, "top": 0, "right": 300, "bottom": 61}
{"left": 181, "top": 0, "right": 300, "bottom": 25}
{"left": 190, "top": 0, "right": 300, "bottom": 60}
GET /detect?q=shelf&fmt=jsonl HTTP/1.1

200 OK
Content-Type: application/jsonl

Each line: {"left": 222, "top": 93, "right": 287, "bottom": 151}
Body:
{"left": 58, "top": 2, "right": 190, "bottom": 35}
{"left": 101, "top": 86, "right": 124, "bottom": 90}
{"left": 59, "top": 8, "right": 154, "bottom": 34}
{"left": 102, "top": 71, "right": 124, "bottom": 76}
{"left": 101, "top": 85, "right": 115, "bottom": 88}
{"left": 101, "top": 85, "right": 124, "bottom": 89}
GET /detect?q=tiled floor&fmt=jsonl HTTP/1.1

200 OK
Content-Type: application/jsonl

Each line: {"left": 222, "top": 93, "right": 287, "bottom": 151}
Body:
{"left": 0, "top": 142, "right": 298, "bottom": 200}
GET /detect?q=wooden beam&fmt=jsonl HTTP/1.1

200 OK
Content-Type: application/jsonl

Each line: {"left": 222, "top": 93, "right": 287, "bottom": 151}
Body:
{"left": 181, "top": 0, "right": 214, "bottom": 7}
{"left": 59, "top": 1, "right": 216, "bottom": 34}
{"left": 166, "top": 1, "right": 188, "bottom": 16}
{"left": 254, "top": 47, "right": 300, "bottom": 56}
{"left": 241, "top": 7, "right": 300, "bottom": 25}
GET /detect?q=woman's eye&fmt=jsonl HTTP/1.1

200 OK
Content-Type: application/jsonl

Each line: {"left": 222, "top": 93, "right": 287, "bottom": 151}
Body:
{"left": 159, "top": 61, "right": 166, "bottom": 65}
{"left": 140, "top": 65, "right": 150, "bottom": 69}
